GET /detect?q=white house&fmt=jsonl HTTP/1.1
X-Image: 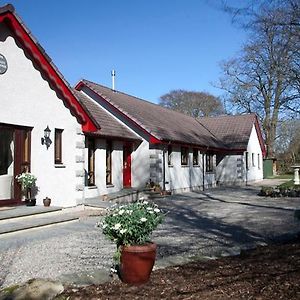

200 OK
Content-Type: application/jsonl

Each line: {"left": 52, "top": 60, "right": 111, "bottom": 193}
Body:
{"left": 0, "top": 4, "right": 266, "bottom": 208}
{"left": 74, "top": 80, "right": 266, "bottom": 200}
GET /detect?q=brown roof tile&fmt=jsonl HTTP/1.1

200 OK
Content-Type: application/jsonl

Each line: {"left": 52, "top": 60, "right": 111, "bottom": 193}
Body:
{"left": 74, "top": 90, "right": 140, "bottom": 141}
{"left": 198, "top": 114, "right": 257, "bottom": 149}
{"left": 79, "top": 80, "right": 227, "bottom": 149}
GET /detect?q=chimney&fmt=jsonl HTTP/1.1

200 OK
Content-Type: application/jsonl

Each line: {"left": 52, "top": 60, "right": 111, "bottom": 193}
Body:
{"left": 111, "top": 69, "right": 116, "bottom": 91}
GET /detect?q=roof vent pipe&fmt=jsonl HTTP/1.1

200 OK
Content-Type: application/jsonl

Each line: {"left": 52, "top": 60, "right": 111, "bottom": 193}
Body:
{"left": 111, "top": 69, "right": 116, "bottom": 91}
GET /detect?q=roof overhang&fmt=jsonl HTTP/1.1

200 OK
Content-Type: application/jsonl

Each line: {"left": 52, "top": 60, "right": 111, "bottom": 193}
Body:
{"left": 0, "top": 5, "right": 98, "bottom": 133}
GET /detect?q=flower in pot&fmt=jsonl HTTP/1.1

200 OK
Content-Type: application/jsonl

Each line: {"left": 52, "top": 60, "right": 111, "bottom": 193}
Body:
{"left": 16, "top": 172, "right": 37, "bottom": 206}
{"left": 100, "top": 200, "right": 164, "bottom": 285}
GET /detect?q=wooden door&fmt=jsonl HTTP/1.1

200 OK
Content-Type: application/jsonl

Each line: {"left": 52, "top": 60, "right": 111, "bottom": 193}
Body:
{"left": 123, "top": 144, "right": 132, "bottom": 188}
{"left": 0, "top": 125, "right": 31, "bottom": 206}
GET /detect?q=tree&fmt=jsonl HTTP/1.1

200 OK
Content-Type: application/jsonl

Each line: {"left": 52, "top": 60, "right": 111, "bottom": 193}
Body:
{"left": 219, "top": 0, "right": 300, "bottom": 157}
{"left": 159, "top": 90, "right": 224, "bottom": 118}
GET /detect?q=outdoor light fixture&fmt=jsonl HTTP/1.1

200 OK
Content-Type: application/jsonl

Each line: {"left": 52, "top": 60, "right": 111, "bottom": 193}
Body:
{"left": 41, "top": 125, "right": 52, "bottom": 149}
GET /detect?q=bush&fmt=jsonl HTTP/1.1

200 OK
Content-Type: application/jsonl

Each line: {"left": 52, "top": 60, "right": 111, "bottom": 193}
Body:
{"left": 100, "top": 200, "right": 164, "bottom": 247}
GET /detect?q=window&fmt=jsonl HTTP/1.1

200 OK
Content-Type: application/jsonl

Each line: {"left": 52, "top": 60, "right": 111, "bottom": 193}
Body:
{"left": 106, "top": 141, "right": 112, "bottom": 185}
{"left": 167, "top": 145, "right": 172, "bottom": 166}
{"left": 193, "top": 148, "right": 199, "bottom": 165}
{"left": 252, "top": 153, "right": 255, "bottom": 167}
{"left": 181, "top": 147, "right": 188, "bottom": 166}
{"left": 245, "top": 152, "right": 249, "bottom": 170}
{"left": 258, "top": 154, "right": 260, "bottom": 169}
{"left": 87, "top": 138, "right": 95, "bottom": 186}
{"left": 54, "top": 129, "right": 63, "bottom": 164}
{"left": 206, "top": 153, "right": 214, "bottom": 172}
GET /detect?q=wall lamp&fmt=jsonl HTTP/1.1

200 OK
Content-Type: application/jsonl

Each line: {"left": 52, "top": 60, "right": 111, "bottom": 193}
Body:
{"left": 41, "top": 125, "right": 52, "bottom": 149}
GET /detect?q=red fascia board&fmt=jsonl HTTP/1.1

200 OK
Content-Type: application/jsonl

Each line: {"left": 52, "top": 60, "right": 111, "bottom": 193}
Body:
{"left": 165, "top": 140, "right": 245, "bottom": 154}
{"left": 0, "top": 12, "right": 97, "bottom": 132}
{"left": 254, "top": 116, "right": 266, "bottom": 158}
{"left": 75, "top": 81, "right": 162, "bottom": 144}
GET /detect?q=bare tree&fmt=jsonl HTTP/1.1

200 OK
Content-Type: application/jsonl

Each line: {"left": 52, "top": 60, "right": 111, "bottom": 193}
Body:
{"left": 219, "top": 0, "right": 300, "bottom": 157}
{"left": 159, "top": 90, "right": 224, "bottom": 118}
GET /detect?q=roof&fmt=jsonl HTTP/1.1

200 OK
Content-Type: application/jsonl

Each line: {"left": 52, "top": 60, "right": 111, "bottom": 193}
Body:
{"left": 198, "top": 114, "right": 257, "bottom": 150}
{"left": 0, "top": 4, "right": 98, "bottom": 132}
{"left": 198, "top": 114, "right": 266, "bottom": 155}
{"left": 75, "top": 80, "right": 228, "bottom": 150}
{"left": 74, "top": 90, "right": 141, "bottom": 141}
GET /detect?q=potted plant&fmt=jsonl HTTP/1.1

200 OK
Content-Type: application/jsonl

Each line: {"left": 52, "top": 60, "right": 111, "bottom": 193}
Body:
{"left": 100, "top": 200, "right": 164, "bottom": 285}
{"left": 16, "top": 172, "right": 37, "bottom": 206}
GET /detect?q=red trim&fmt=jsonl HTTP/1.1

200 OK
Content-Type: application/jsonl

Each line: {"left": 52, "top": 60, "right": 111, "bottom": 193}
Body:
{"left": 75, "top": 81, "right": 163, "bottom": 144}
{"left": 0, "top": 12, "right": 98, "bottom": 132}
{"left": 254, "top": 116, "right": 266, "bottom": 158}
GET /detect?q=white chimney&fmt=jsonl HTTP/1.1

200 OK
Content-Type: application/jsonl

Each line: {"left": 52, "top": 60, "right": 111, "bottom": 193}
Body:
{"left": 111, "top": 70, "right": 116, "bottom": 90}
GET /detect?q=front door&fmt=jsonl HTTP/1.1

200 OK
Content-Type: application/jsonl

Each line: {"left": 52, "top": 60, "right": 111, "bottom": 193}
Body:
{"left": 0, "top": 124, "right": 31, "bottom": 206}
{"left": 123, "top": 144, "right": 132, "bottom": 188}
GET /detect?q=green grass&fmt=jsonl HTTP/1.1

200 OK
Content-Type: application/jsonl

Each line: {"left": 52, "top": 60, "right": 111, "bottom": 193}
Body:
{"left": 267, "top": 174, "right": 293, "bottom": 179}
{"left": 278, "top": 180, "right": 300, "bottom": 190}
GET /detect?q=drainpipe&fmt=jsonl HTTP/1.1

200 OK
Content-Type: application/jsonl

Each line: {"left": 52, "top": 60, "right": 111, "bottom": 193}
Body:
{"left": 202, "top": 152, "right": 205, "bottom": 191}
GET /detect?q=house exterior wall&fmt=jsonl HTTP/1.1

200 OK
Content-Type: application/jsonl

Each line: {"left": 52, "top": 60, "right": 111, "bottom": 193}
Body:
{"left": 216, "top": 154, "right": 245, "bottom": 186}
{"left": 164, "top": 147, "right": 215, "bottom": 193}
{"left": 216, "top": 124, "right": 263, "bottom": 185}
{"left": 0, "top": 23, "right": 83, "bottom": 207}
{"left": 246, "top": 124, "right": 263, "bottom": 182}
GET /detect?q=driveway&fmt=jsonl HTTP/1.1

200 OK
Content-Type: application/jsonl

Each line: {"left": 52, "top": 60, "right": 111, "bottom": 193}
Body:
{"left": 0, "top": 185, "right": 299, "bottom": 288}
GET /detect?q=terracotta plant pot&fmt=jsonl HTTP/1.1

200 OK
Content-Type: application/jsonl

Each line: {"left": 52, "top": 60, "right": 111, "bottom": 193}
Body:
{"left": 120, "top": 243, "right": 157, "bottom": 285}
{"left": 43, "top": 197, "right": 51, "bottom": 207}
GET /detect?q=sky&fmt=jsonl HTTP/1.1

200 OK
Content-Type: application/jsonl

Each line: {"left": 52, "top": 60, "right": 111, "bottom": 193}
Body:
{"left": 2, "top": 0, "right": 247, "bottom": 104}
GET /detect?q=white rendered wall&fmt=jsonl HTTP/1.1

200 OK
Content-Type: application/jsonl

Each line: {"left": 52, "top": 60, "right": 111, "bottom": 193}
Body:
{"left": 245, "top": 125, "right": 264, "bottom": 182}
{"left": 216, "top": 154, "right": 245, "bottom": 186}
{"left": 165, "top": 147, "right": 215, "bottom": 193}
{"left": 0, "top": 24, "right": 83, "bottom": 207}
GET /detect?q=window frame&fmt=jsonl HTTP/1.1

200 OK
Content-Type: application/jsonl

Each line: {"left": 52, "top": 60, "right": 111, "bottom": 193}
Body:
{"left": 245, "top": 152, "right": 249, "bottom": 170}
{"left": 193, "top": 148, "right": 199, "bottom": 166}
{"left": 54, "top": 129, "right": 63, "bottom": 165}
{"left": 167, "top": 145, "right": 172, "bottom": 166}
{"left": 181, "top": 147, "right": 189, "bottom": 166}
{"left": 205, "top": 153, "right": 214, "bottom": 172}
{"left": 252, "top": 153, "right": 255, "bottom": 167}
{"left": 106, "top": 140, "right": 113, "bottom": 185}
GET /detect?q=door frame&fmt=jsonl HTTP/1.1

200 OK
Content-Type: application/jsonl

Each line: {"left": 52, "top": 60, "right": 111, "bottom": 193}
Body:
{"left": 0, "top": 123, "right": 31, "bottom": 206}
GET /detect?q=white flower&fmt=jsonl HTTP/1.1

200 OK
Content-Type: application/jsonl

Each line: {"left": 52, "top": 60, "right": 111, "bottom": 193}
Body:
{"left": 140, "top": 217, "right": 147, "bottom": 222}
{"left": 102, "top": 223, "right": 107, "bottom": 229}
{"left": 119, "top": 209, "right": 125, "bottom": 215}
{"left": 113, "top": 223, "right": 121, "bottom": 230}
{"left": 139, "top": 197, "right": 145, "bottom": 201}
{"left": 126, "top": 210, "right": 133, "bottom": 215}
{"left": 154, "top": 208, "right": 160, "bottom": 213}
{"left": 149, "top": 211, "right": 154, "bottom": 214}
{"left": 142, "top": 201, "right": 148, "bottom": 205}
{"left": 147, "top": 207, "right": 152, "bottom": 210}
{"left": 120, "top": 229, "right": 127, "bottom": 234}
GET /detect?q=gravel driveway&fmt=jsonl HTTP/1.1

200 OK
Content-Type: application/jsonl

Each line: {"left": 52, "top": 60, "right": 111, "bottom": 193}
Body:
{"left": 0, "top": 185, "right": 299, "bottom": 288}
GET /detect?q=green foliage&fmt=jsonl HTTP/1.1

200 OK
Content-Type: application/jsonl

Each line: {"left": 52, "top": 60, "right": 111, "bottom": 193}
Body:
{"left": 100, "top": 200, "right": 164, "bottom": 247}
{"left": 278, "top": 180, "right": 300, "bottom": 190}
{"left": 15, "top": 173, "right": 37, "bottom": 190}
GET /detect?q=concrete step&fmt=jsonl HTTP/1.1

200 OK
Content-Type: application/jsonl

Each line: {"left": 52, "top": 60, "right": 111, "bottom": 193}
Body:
{"left": 0, "top": 207, "right": 81, "bottom": 235}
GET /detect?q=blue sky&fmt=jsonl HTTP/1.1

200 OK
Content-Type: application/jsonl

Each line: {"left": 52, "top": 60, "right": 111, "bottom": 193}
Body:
{"left": 4, "top": 0, "right": 246, "bottom": 103}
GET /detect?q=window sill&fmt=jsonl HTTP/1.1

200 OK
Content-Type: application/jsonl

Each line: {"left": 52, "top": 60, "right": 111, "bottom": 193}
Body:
{"left": 181, "top": 165, "right": 189, "bottom": 168}
{"left": 193, "top": 165, "right": 200, "bottom": 168}
{"left": 87, "top": 185, "right": 97, "bottom": 189}
{"left": 206, "top": 171, "right": 215, "bottom": 174}
{"left": 106, "top": 184, "right": 114, "bottom": 188}
{"left": 168, "top": 165, "right": 174, "bottom": 168}
{"left": 54, "top": 164, "right": 66, "bottom": 168}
